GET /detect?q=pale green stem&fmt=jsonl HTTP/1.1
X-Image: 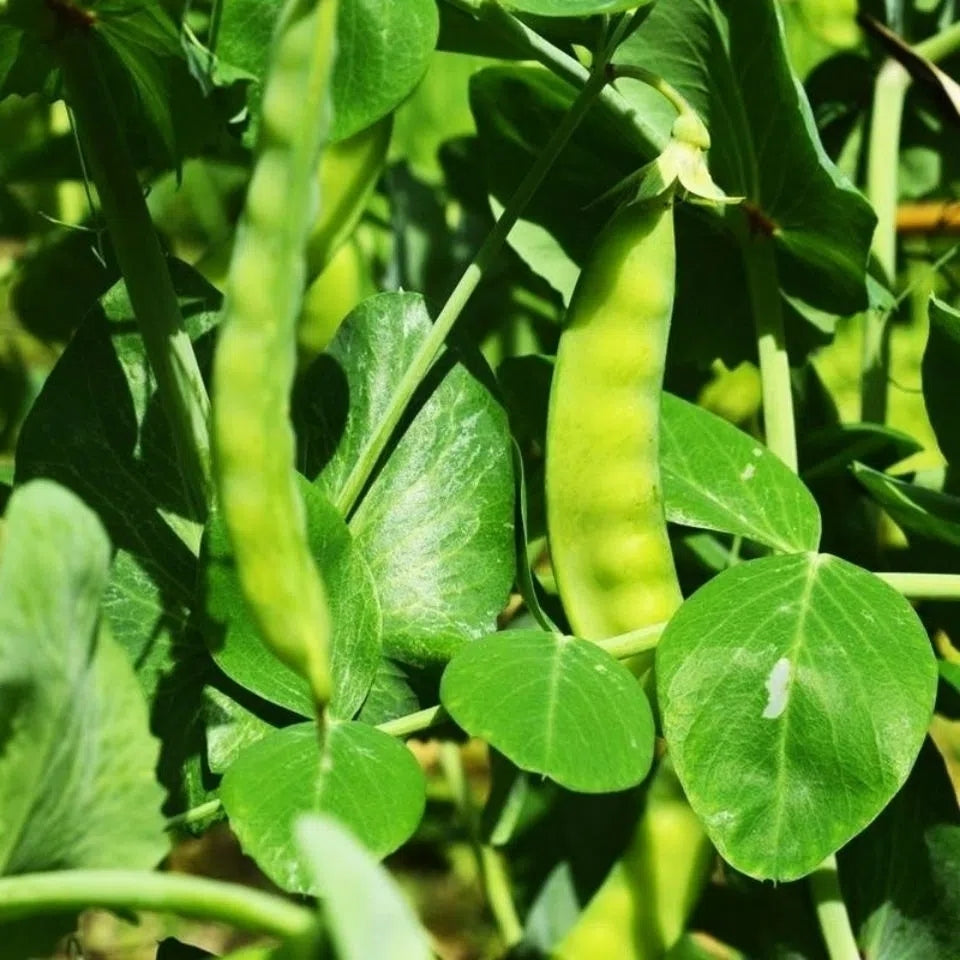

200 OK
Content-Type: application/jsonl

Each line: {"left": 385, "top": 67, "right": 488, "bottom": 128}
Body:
{"left": 608, "top": 63, "right": 694, "bottom": 119}
{"left": 378, "top": 704, "right": 448, "bottom": 738}
{"left": 862, "top": 59, "right": 908, "bottom": 426}
{"left": 333, "top": 26, "right": 625, "bottom": 516}
{"left": 439, "top": 743, "right": 523, "bottom": 949}
{"left": 875, "top": 571, "right": 960, "bottom": 599}
{"left": 861, "top": 17, "right": 960, "bottom": 425}
{"left": 742, "top": 224, "right": 798, "bottom": 473}
{"left": 810, "top": 855, "right": 861, "bottom": 960}
{"left": 595, "top": 622, "right": 664, "bottom": 659}
{"left": 164, "top": 798, "right": 223, "bottom": 831}
{"left": 0, "top": 870, "right": 314, "bottom": 938}
{"left": 914, "top": 19, "right": 960, "bottom": 61}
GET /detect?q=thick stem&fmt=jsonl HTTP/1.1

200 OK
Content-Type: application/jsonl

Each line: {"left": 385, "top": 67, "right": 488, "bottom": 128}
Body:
{"left": 810, "top": 855, "right": 861, "bottom": 960}
{"left": 0, "top": 870, "right": 314, "bottom": 938}
{"left": 862, "top": 59, "right": 909, "bottom": 426}
{"left": 875, "top": 571, "right": 960, "bottom": 600}
{"left": 333, "top": 40, "right": 617, "bottom": 516}
{"left": 742, "top": 223, "right": 798, "bottom": 473}
{"left": 58, "top": 34, "right": 212, "bottom": 518}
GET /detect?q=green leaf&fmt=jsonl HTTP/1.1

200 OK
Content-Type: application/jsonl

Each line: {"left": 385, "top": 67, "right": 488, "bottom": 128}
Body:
{"left": 202, "top": 686, "right": 279, "bottom": 776}
{"left": 661, "top": 393, "right": 822, "bottom": 553}
{"left": 923, "top": 297, "right": 960, "bottom": 469}
{"left": 616, "top": 0, "right": 875, "bottom": 312}
{"left": 0, "top": 480, "right": 166, "bottom": 876}
{"left": 15, "top": 260, "right": 223, "bottom": 816}
{"left": 296, "top": 814, "right": 432, "bottom": 960}
{"left": 840, "top": 740, "right": 960, "bottom": 960}
{"left": 800, "top": 423, "right": 923, "bottom": 482}
{"left": 657, "top": 553, "right": 937, "bottom": 881}
{"left": 853, "top": 462, "right": 960, "bottom": 546}
{"left": 297, "top": 292, "right": 515, "bottom": 667}
{"left": 202, "top": 473, "right": 382, "bottom": 721}
{"left": 221, "top": 722, "right": 425, "bottom": 894}
{"left": 441, "top": 630, "right": 655, "bottom": 792}
{"left": 218, "top": 0, "right": 438, "bottom": 144}
{"left": 330, "top": 0, "right": 437, "bottom": 142}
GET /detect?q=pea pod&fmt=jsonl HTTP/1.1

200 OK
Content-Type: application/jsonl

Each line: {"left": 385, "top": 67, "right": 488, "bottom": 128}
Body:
{"left": 298, "top": 236, "right": 374, "bottom": 361}
{"left": 212, "top": 0, "right": 338, "bottom": 707}
{"left": 545, "top": 183, "right": 716, "bottom": 957}
{"left": 305, "top": 114, "right": 392, "bottom": 279}
{"left": 545, "top": 194, "right": 682, "bottom": 641}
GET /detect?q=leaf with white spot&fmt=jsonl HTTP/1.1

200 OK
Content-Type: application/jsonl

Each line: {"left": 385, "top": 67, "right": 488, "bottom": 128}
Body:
{"left": 440, "top": 630, "right": 655, "bottom": 793}
{"left": 656, "top": 553, "right": 937, "bottom": 881}
{"left": 661, "top": 393, "right": 821, "bottom": 553}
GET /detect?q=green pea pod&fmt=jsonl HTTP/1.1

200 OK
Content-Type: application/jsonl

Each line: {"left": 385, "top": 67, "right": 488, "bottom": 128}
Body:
{"left": 298, "top": 235, "right": 374, "bottom": 362}
{"left": 546, "top": 195, "right": 682, "bottom": 641}
{"left": 305, "top": 113, "right": 392, "bottom": 280}
{"left": 213, "top": 0, "right": 338, "bottom": 708}
{"left": 546, "top": 195, "right": 712, "bottom": 957}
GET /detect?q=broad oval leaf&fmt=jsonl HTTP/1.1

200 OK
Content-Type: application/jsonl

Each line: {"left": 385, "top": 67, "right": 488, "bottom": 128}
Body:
{"left": 221, "top": 721, "right": 425, "bottom": 894}
{"left": 0, "top": 481, "right": 166, "bottom": 876}
{"left": 296, "top": 815, "right": 432, "bottom": 960}
{"left": 203, "top": 473, "right": 382, "bottom": 721}
{"left": 330, "top": 0, "right": 438, "bottom": 142}
{"left": 853, "top": 462, "right": 960, "bottom": 546}
{"left": 296, "top": 292, "right": 515, "bottom": 668}
{"left": 440, "top": 630, "right": 655, "bottom": 792}
{"left": 657, "top": 553, "right": 937, "bottom": 881}
{"left": 661, "top": 393, "right": 821, "bottom": 553}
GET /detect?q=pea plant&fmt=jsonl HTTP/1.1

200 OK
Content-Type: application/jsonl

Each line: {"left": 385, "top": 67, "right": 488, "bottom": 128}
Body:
{"left": 0, "top": 0, "right": 959, "bottom": 957}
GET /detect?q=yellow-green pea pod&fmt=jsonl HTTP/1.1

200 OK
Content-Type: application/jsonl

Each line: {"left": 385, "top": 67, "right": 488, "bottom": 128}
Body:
{"left": 554, "top": 760, "right": 713, "bottom": 960}
{"left": 545, "top": 195, "right": 682, "bottom": 641}
{"left": 212, "top": 0, "right": 338, "bottom": 707}
{"left": 298, "top": 235, "right": 374, "bottom": 362}
{"left": 305, "top": 113, "right": 392, "bottom": 279}
{"left": 546, "top": 195, "right": 713, "bottom": 957}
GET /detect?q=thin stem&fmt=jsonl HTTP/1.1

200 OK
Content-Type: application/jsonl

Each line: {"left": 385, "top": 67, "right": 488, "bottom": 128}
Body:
{"left": 595, "top": 622, "right": 664, "bottom": 660}
{"left": 439, "top": 744, "right": 523, "bottom": 949}
{"left": 914, "top": 19, "right": 960, "bottom": 62}
{"left": 164, "top": 620, "right": 671, "bottom": 835}
{"left": 58, "top": 34, "right": 212, "bottom": 518}
{"left": 742, "top": 220, "right": 798, "bottom": 473}
{"left": 333, "top": 32, "right": 620, "bottom": 516}
{"left": 608, "top": 64, "right": 694, "bottom": 119}
{"left": 0, "top": 870, "right": 314, "bottom": 939}
{"left": 875, "top": 571, "right": 960, "bottom": 600}
{"left": 164, "top": 799, "right": 223, "bottom": 831}
{"left": 810, "top": 855, "right": 861, "bottom": 960}
{"left": 862, "top": 59, "right": 909, "bottom": 425}
{"left": 378, "top": 704, "right": 448, "bottom": 738}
